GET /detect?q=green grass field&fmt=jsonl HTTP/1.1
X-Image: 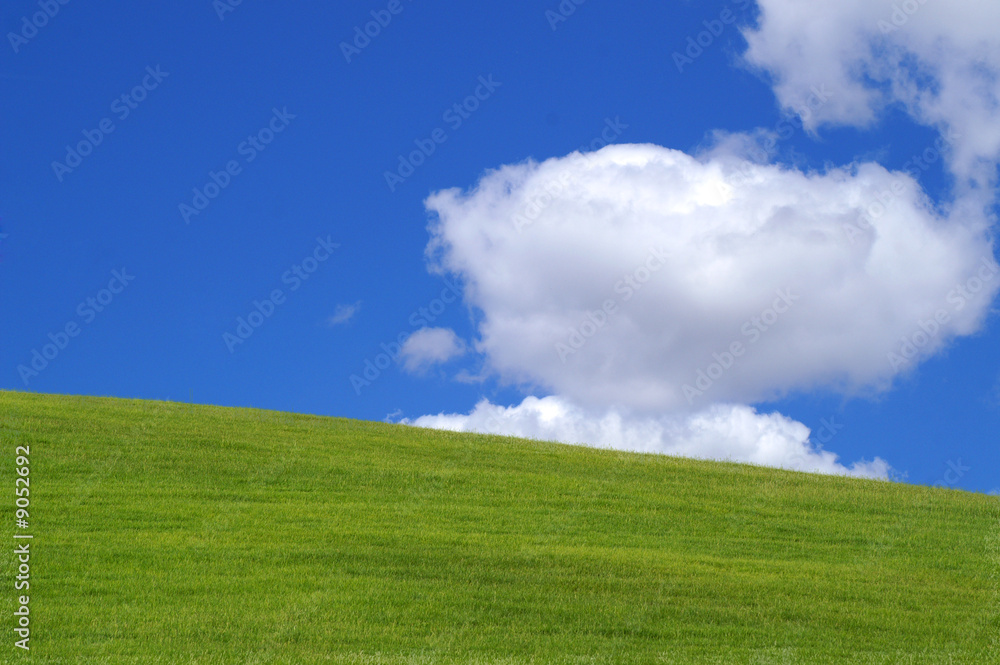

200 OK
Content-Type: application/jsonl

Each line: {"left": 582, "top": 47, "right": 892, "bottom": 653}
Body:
{"left": 0, "top": 391, "right": 997, "bottom": 664}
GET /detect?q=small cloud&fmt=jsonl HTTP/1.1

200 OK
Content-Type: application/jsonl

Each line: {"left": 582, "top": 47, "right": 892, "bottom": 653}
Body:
{"left": 400, "top": 327, "right": 467, "bottom": 374}
{"left": 327, "top": 301, "right": 361, "bottom": 327}
{"left": 453, "top": 368, "right": 487, "bottom": 384}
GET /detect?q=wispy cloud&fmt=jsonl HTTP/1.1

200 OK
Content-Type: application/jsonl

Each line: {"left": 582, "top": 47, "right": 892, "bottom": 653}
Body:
{"left": 743, "top": 0, "right": 1000, "bottom": 187}
{"left": 399, "top": 327, "right": 467, "bottom": 374}
{"left": 989, "top": 374, "right": 1000, "bottom": 410}
{"left": 327, "top": 301, "right": 361, "bottom": 327}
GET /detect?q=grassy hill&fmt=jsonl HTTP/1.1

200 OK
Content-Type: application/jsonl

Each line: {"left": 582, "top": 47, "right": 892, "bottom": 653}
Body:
{"left": 0, "top": 391, "right": 997, "bottom": 664}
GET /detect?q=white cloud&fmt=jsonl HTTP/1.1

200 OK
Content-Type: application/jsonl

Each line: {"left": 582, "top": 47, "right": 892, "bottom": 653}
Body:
{"left": 742, "top": 0, "right": 1000, "bottom": 186}
{"left": 400, "top": 327, "right": 467, "bottom": 373}
{"left": 328, "top": 301, "right": 361, "bottom": 326}
{"left": 425, "top": 143, "right": 997, "bottom": 414}
{"left": 408, "top": 0, "right": 1000, "bottom": 477}
{"left": 407, "top": 396, "right": 889, "bottom": 479}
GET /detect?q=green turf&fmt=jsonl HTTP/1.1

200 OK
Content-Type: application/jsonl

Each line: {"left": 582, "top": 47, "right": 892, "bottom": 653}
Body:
{"left": 0, "top": 390, "right": 997, "bottom": 664}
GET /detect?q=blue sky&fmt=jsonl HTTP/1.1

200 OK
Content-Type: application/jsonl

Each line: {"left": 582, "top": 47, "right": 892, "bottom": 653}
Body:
{"left": 2, "top": 0, "right": 998, "bottom": 493}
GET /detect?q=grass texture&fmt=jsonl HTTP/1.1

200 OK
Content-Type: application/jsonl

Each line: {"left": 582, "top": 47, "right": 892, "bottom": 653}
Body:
{"left": 0, "top": 390, "right": 997, "bottom": 664}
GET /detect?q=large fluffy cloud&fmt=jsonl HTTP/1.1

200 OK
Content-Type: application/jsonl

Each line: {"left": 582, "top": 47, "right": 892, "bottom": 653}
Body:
{"left": 407, "top": 0, "right": 1000, "bottom": 476}
{"left": 743, "top": 0, "right": 1000, "bottom": 186}
{"left": 425, "top": 144, "right": 997, "bottom": 414}
{"left": 408, "top": 397, "right": 889, "bottom": 478}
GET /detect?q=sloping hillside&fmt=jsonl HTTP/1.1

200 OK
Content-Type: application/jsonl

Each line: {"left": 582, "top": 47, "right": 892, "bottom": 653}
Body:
{"left": 1, "top": 391, "right": 997, "bottom": 664}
